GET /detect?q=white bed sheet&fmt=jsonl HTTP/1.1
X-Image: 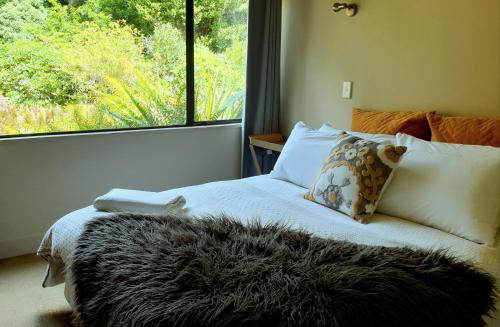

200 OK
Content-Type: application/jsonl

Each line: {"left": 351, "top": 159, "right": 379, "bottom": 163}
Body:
{"left": 38, "top": 175, "right": 500, "bottom": 322}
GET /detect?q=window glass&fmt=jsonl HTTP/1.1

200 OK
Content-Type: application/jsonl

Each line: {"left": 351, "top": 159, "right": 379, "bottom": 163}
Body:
{"left": 0, "top": 0, "right": 247, "bottom": 137}
{"left": 194, "top": 0, "right": 248, "bottom": 122}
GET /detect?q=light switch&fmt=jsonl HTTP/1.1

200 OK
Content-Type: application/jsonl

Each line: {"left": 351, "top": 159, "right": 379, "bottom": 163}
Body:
{"left": 342, "top": 81, "right": 353, "bottom": 99}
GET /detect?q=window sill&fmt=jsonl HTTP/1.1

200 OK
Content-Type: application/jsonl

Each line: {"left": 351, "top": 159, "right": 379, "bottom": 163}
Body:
{"left": 0, "top": 121, "right": 242, "bottom": 142}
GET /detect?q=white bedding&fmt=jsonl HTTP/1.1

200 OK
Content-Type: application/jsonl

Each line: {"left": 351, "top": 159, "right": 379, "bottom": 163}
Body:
{"left": 38, "top": 175, "right": 500, "bottom": 322}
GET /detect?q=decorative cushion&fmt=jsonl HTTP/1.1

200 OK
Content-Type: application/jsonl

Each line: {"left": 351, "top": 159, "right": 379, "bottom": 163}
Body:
{"left": 427, "top": 113, "right": 500, "bottom": 147}
{"left": 377, "top": 133, "right": 500, "bottom": 245}
{"left": 270, "top": 122, "right": 341, "bottom": 188}
{"left": 305, "top": 133, "right": 407, "bottom": 223}
{"left": 352, "top": 108, "right": 434, "bottom": 140}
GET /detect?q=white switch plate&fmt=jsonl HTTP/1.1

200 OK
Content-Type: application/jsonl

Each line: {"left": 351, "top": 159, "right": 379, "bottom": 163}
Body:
{"left": 342, "top": 81, "right": 353, "bottom": 99}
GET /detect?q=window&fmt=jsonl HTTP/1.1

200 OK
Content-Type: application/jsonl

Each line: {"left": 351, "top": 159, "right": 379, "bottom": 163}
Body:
{"left": 194, "top": 0, "right": 248, "bottom": 122}
{"left": 0, "top": 0, "right": 248, "bottom": 137}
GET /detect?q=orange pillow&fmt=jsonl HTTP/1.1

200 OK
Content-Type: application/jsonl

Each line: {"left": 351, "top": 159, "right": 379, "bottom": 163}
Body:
{"left": 427, "top": 113, "right": 500, "bottom": 147}
{"left": 352, "top": 108, "right": 433, "bottom": 140}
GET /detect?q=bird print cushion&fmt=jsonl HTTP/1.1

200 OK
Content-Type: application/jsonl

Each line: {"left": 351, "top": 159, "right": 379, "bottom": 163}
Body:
{"left": 305, "top": 132, "right": 407, "bottom": 223}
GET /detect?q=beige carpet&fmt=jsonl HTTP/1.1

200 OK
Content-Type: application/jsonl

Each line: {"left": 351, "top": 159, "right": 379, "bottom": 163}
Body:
{"left": 0, "top": 254, "right": 73, "bottom": 327}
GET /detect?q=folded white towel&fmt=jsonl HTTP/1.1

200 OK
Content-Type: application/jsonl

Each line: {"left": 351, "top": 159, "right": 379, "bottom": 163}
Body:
{"left": 93, "top": 189, "right": 186, "bottom": 215}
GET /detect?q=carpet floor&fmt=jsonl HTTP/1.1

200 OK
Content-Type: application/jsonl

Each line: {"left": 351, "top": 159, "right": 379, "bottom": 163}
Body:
{"left": 0, "top": 254, "right": 73, "bottom": 327}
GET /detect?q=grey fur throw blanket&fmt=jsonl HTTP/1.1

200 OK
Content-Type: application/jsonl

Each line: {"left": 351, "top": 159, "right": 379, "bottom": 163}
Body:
{"left": 70, "top": 214, "right": 497, "bottom": 327}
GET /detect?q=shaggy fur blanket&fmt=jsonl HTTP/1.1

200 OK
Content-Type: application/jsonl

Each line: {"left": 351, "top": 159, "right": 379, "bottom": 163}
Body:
{"left": 70, "top": 214, "right": 497, "bottom": 327}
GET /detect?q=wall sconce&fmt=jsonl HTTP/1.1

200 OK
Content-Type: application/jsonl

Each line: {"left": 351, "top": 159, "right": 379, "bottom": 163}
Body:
{"left": 332, "top": 3, "right": 357, "bottom": 17}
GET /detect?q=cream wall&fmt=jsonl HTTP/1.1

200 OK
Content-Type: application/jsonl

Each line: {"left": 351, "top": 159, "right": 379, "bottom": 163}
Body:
{"left": 281, "top": 0, "right": 500, "bottom": 133}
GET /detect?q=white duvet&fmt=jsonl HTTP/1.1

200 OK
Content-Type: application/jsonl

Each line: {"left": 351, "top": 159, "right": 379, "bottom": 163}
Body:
{"left": 38, "top": 175, "right": 500, "bottom": 322}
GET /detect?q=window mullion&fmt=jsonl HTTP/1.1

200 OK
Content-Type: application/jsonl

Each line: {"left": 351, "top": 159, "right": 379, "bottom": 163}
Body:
{"left": 186, "top": 0, "right": 195, "bottom": 126}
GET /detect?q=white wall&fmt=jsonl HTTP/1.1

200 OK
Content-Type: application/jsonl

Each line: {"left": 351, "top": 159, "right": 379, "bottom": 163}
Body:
{"left": 0, "top": 124, "right": 241, "bottom": 259}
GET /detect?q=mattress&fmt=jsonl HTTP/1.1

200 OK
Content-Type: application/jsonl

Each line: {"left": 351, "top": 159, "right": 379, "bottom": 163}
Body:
{"left": 38, "top": 175, "right": 500, "bottom": 322}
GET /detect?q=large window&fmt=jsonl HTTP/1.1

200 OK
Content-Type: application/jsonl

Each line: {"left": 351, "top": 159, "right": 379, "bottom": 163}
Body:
{"left": 0, "top": 0, "right": 248, "bottom": 137}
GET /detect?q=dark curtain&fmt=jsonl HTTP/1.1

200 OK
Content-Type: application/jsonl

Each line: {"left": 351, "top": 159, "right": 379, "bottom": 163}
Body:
{"left": 241, "top": 0, "right": 282, "bottom": 177}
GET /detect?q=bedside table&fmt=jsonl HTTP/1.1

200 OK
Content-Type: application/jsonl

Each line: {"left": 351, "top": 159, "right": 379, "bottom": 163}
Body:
{"left": 249, "top": 133, "right": 285, "bottom": 175}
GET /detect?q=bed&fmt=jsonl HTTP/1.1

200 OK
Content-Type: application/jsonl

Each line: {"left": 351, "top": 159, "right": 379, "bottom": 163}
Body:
{"left": 38, "top": 114, "right": 500, "bottom": 326}
{"left": 38, "top": 175, "right": 500, "bottom": 318}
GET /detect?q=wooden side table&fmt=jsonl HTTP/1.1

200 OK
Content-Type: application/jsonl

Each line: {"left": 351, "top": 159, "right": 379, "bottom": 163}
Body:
{"left": 249, "top": 133, "right": 285, "bottom": 175}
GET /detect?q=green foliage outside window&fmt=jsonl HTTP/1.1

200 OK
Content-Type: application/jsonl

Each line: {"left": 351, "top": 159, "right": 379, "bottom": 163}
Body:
{"left": 0, "top": 40, "right": 77, "bottom": 105}
{"left": 0, "top": 0, "right": 248, "bottom": 136}
{"left": 0, "top": 0, "right": 47, "bottom": 41}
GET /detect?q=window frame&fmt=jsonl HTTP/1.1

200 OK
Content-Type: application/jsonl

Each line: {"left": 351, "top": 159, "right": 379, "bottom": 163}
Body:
{"left": 0, "top": 0, "right": 244, "bottom": 140}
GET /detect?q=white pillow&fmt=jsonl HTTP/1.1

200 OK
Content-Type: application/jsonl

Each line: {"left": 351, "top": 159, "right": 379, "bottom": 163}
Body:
{"left": 319, "top": 123, "right": 398, "bottom": 144}
{"left": 377, "top": 133, "right": 500, "bottom": 245}
{"left": 270, "top": 122, "right": 339, "bottom": 188}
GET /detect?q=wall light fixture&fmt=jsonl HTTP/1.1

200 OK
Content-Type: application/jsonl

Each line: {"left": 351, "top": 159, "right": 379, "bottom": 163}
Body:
{"left": 332, "top": 3, "right": 357, "bottom": 17}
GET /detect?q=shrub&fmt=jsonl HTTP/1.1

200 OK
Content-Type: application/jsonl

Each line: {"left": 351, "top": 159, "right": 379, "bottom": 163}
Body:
{"left": 0, "top": 40, "right": 77, "bottom": 105}
{"left": 144, "top": 23, "right": 185, "bottom": 78}
{"left": 49, "top": 103, "right": 112, "bottom": 132}
{"left": 85, "top": 0, "right": 185, "bottom": 35}
{"left": 51, "top": 22, "right": 149, "bottom": 102}
{"left": 46, "top": 0, "right": 113, "bottom": 33}
{"left": 194, "top": 39, "right": 246, "bottom": 121}
{"left": 29, "top": 1, "right": 149, "bottom": 102}
{"left": 0, "top": 97, "right": 125, "bottom": 135}
{"left": 0, "top": 101, "right": 58, "bottom": 135}
{"left": 144, "top": 23, "right": 186, "bottom": 105}
{"left": 98, "top": 71, "right": 186, "bottom": 128}
{"left": 194, "top": 0, "right": 248, "bottom": 52}
{"left": 0, "top": 0, "right": 47, "bottom": 41}
{"left": 82, "top": 0, "right": 247, "bottom": 51}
